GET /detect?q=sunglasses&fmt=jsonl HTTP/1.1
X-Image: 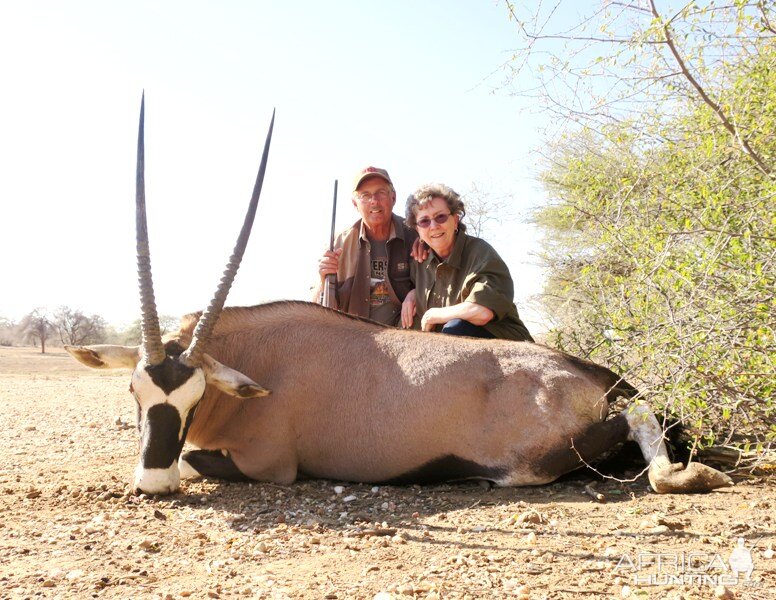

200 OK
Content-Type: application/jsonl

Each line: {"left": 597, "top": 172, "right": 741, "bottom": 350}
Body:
{"left": 416, "top": 213, "right": 451, "bottom": 228}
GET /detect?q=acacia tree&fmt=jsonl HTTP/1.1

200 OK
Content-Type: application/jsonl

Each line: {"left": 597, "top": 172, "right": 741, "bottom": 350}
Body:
{"left": 504, "top": 1, "right": 775, "bottom": 453}
{"left": 53, "top": 306, "right": 107, "bottom": 346}
{"left": 504, "top": 0, "right": 775, "bottom": 176}
{"left": 114, "top": 315, "right": 179, "bottom": 346}
{"left": 461, "top": 182, "right": 516, "bottom": 239}
{"left": 0, "top": 317, "right": 14, "bottom": 346}
{"left": 18, "top": 310, "right": 52, "bottom": 353}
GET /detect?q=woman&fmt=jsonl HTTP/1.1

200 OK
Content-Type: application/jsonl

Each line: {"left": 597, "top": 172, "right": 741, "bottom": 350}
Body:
{"left": 402, "top": 183, "right": 534, "bottom": 341}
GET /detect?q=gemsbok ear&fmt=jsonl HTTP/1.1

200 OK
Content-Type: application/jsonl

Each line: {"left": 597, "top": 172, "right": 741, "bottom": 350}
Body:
{"left": 65, "top": 345, "right": 142, "bottom": 370}
{"left": 201, "top": 353, "right": 271, "bottom": 399}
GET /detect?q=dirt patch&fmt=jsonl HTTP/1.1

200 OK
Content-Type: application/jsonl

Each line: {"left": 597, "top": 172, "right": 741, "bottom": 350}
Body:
{"left": 1, "top": 346, "right": 774, "bottom": 599}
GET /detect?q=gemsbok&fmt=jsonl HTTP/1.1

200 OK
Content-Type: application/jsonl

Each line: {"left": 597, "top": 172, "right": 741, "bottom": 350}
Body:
{"left": 67, "top": 97, "right": 733, "bottom": 496}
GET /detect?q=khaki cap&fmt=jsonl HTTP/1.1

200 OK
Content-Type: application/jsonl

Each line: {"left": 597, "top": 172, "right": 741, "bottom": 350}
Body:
{"left": 352, "top": 166, "right": 394, "bottom": 193}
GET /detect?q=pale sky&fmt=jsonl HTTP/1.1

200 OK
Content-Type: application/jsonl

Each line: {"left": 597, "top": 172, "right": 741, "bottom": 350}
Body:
{"left": 0, "top": 1, "right": 550, "bottom": 332}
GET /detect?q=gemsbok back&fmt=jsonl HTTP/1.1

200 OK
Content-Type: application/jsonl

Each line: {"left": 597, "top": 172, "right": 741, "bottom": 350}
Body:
{"left": 67, "top": 97, "right": 733, "bottom": 496}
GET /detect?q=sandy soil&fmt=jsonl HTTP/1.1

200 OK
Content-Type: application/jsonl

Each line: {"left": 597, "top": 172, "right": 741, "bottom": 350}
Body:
{"left": 0, "top": 346, "right": 773, "bottom": 599}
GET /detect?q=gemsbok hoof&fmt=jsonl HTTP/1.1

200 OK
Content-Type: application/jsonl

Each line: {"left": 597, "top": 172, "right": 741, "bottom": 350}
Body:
{"left": 649, "top": 462, "right": 734, "bottom": 494}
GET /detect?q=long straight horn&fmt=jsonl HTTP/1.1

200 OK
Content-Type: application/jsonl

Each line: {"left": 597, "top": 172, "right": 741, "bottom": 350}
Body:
{"left": 180, "top": 110, "right": 275, "bottom": 367}
{"left": 135, "top": 93, "right": 166, "bottom": 366}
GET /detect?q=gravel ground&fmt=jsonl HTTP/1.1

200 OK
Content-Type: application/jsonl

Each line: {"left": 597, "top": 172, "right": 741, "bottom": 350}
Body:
{"left": 1, "top": 347, "right": 774, "bottom": 599}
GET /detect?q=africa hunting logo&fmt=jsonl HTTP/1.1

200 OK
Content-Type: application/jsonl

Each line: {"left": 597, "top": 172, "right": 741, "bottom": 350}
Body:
{"left": 613, "top": 537, "right": 762, "bottom": 588}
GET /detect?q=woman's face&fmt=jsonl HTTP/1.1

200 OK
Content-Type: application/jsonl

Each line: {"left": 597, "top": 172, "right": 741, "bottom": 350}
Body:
{"left": 414, "top": 197, "right": 459, "bottom": 259}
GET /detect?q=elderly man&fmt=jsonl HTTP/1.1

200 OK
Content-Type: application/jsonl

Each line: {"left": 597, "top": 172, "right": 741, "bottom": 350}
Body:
{"left": 314, "top": 166, "right": 417, "bottom": 326}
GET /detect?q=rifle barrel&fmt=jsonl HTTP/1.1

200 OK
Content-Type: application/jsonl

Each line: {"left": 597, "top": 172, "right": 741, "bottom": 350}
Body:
{"left": 329, "top": 180, "right": 338, "bottom": 251}
{"left": 322, "top": 180, "right": 338, "bottom": 309}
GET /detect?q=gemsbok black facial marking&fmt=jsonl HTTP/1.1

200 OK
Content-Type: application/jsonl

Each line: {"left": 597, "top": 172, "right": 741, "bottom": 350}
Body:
{"left": 140, "top": 404, "right": 184, "bottom": 469}
{"left": 145, "top": 358, "right": 196, "bottom": 396}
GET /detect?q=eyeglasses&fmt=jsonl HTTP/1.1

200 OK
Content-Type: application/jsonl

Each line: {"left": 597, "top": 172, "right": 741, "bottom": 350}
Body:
{"left": 416, "top": 213, "right": 451, "bottom": 228}
{"left": 356, "top": 189, "right": 391, "bottom": 202}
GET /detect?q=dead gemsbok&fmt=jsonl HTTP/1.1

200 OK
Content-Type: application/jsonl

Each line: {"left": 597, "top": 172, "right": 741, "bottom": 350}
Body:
{"left": 66, "top": 98, "right": 733, "bottom": 496}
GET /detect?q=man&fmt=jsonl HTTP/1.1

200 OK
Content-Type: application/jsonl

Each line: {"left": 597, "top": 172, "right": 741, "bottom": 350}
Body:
{"left": 314, "top": 166, "right": 417, "bottom": 326}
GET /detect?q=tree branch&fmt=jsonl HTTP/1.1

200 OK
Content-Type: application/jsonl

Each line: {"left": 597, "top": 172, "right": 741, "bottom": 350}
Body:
{"left": 649, "top": 0, "right": 773, "bottom": 176}
{"left": 759, "top": 0, "right": 776, "bottom": 34}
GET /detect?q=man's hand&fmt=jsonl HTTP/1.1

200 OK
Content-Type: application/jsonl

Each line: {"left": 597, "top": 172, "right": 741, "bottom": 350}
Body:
{"left": 401, "top": 289, "right": 417, "bottom": 329}
{"left": 318, "top": 248, "right": 343, "bottom": 280}
{"left": 410, "top": 238, "right": 429, "bottom": 263}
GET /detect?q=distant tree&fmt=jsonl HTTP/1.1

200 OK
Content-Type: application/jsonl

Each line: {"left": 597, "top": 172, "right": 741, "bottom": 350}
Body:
{"left": 112, "top": 314, "right": 180, "bottom": 346}
{"left": 0, "top": 317, "right": 16, "bottom": 347}
{"left": 18, "top": 309, "right": 51, "bottom": 353}
{"left": 53, "top": 306, "right": 107, "bottom": 346}
{"left": 461, "top": 182, "right": 516, "bottom": 239}
{"left": 0, "top": 317, "right": 14, "bottom": 346}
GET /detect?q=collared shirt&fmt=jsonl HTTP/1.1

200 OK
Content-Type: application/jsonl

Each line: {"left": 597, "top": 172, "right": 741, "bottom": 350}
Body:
{"left": 411, "top": 232, "right": 534, "bottom": 341}
{"left": 328, "top": 214, "right": 417, "bottom": 325}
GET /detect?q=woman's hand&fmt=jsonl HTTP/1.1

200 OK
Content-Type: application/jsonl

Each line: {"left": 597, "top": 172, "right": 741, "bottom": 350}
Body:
{"left": 420, "top": 302, "right": 494, "bottom": 332}
{"left": 401, "top": 289, "right": 417, "bottom": 329}
{"left": 420, "top": 307, "right": 445, "bottom": 332}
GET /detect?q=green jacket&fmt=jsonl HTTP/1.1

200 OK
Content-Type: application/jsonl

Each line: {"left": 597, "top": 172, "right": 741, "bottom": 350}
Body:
{"left": 411, "top": 232, "right": 534, "bottom": 341}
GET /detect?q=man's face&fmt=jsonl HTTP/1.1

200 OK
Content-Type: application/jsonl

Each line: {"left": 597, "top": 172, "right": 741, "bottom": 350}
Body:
{"left": 352, "top": 176, "right": 396, "bottom": 232}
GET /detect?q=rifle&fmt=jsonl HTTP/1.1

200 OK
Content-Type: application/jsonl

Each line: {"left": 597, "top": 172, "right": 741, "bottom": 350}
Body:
{"left": 322, "top": 180, "right": 338, "bottom": 308}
